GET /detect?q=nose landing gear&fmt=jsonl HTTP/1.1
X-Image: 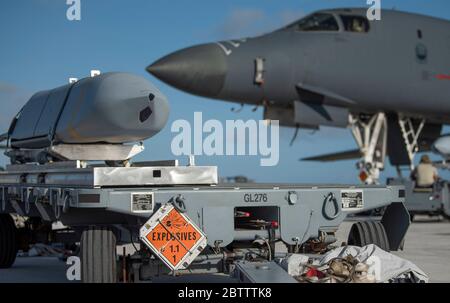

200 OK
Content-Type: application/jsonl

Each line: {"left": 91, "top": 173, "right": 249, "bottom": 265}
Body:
{"left": 350, "top": 113, "right": 387, "bottom": 184}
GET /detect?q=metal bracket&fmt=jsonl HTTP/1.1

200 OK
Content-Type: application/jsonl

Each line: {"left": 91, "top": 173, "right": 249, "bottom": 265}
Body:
{"left": 49, "top": 143, "right": 144, "bottom": 161}
{"left": 62, "top": 190, "right": 72, "bottom": 213}
{"left": 10, "top": 199, "right": 24, "bottom": 216}
{"left": 398, "top": 115, "right": 425, "bottom": 170}
{"left": 25, "top": 187, "right": 32, "bottom": 215}
{"left": 50, "top": 188, "right": 62, "bottom": 219}
{"left": 322, "top": 192, "right": 340, "bottom": 220}
{"left": 170, "top": 194, "right": 186, "bottom": 213}
{"left": 35, "top": 188, "right": 52, "bottom": 222}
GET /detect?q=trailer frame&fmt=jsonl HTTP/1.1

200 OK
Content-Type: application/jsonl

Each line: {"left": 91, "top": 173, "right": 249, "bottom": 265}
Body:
{"left": 0, "top": 160, "right": 410, "bottom": 282}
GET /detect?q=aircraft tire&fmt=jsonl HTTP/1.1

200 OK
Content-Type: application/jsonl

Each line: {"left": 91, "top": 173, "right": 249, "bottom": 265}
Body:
{"left": 347, "top": 221, "right": 390, "bottom": 252}
{"left": 80, "top": 227, "right": 117, "bottom": 283}
{"left": 0, "top": 214, "right": 18, "bottom": 269}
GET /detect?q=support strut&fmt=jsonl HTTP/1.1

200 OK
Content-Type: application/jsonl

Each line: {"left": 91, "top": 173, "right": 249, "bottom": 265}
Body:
{"left": 350, "top": 113, "right": 387, "bottom": 184}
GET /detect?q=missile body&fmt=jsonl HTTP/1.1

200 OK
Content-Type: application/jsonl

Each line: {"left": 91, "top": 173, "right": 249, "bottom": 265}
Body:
{"left": 8, "top": 72, "right": 169, "bottom": 149}
{"left": 433, "top": 135, "right": 450, "bottom": 159}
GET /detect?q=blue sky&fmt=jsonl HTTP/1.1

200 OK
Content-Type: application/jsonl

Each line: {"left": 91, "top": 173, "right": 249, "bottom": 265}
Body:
{"left": 0, "top": 0, "right": 449, "bottom": 183}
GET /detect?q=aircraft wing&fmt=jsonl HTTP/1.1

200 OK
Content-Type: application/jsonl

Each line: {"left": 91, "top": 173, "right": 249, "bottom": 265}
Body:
{"left": 301, "top": 149, "right": 362, "bottom": 162}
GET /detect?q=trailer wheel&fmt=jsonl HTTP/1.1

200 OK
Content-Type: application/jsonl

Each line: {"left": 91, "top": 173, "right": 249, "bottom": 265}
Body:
{"left": 80, "top": 227, "right": 117, "bottom": 283}
{"left": 0, "top": 214, "right": 18, "bottom": 268}
{"left": 347, "top": 221, "right": 390, "bottom": 252}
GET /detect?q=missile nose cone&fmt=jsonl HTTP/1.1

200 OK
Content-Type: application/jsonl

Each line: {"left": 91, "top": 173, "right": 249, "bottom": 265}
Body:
{"left": 147, "top": 43, "right": 227, "bottom": 98}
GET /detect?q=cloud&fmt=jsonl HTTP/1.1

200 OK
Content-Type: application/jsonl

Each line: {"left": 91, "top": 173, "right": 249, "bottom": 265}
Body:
{"left": 214, "top": 8, "right": 305, "bottom": 40}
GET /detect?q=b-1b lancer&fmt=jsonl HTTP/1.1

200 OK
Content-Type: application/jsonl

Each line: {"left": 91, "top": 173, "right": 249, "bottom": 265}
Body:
{"left": 147, "top": 8, "right": 450, "bottom": 183}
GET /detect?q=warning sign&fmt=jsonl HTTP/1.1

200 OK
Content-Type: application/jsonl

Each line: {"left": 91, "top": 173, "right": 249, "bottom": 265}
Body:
{"left": 341, "top": 189, "right": 364, "bottom": 210}
{"left": 139, "top": 204, "right": 207, "bottom": 271}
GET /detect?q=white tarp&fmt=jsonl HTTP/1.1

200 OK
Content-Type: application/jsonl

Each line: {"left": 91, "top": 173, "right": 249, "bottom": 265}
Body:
{"left": 318, "top": 245, "right": 428, "bottom": 283}
{"left": 279, "top": 245, "right": 428, "bottom": 283}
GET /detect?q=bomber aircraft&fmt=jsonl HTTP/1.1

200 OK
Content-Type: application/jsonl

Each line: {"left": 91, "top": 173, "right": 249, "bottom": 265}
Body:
{"left": 147, "top": 8, "right": 450, "bottom": 183}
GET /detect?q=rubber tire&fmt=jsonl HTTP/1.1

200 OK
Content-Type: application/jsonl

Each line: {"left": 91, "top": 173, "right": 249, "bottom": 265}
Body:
{"left": 80, "top": 227, "right": 117, "bottom": 283}
{"left": 347, "top": 221, "right": 390, "bottom": 252}
{"left": 0, "top": 214, "right": 18, "bottom": 268}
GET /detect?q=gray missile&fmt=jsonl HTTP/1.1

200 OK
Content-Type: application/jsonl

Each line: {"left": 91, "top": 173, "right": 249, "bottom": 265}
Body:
{"left": 8, "top": 72, "right": 170, "bottom": 149}
{"left": 433, "top": 135, "right": 450, "bottom": 159}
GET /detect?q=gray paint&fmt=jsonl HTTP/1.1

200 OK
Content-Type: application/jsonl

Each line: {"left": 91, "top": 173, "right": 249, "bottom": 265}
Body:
{"left": 388, "top": 178, "right": 450, "bottom": 217}
{"left": 294, "top": 101, "right": 349, "bottom": 128}
{"left": 148, "top": 8, "right": 450, "bottom": 125}
{"left": 0, "top": 172, "right": 406, "bottom": 247}
{"left": 9, "top": 72, "right": 170, "bottom": 149}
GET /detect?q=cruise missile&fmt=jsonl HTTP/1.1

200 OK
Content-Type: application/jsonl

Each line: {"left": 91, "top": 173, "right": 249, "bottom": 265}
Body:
{"left": 3, "top": 72, "right": 170, "bottom": 163}
{"left": 433, "top": 135, "right": 450, "bottom": 159}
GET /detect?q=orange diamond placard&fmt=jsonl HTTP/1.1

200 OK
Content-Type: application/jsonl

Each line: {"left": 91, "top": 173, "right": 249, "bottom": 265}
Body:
{"left": 140, "top": 204, "right": 207, "bottom": 271}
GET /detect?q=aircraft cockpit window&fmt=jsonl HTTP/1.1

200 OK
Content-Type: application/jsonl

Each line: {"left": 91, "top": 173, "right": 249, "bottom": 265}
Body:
{"left": 289, "top": 13, "right": 339, "bottom": 32}
{"left": 340, "top": 15, "right": 370, "bottom": 33}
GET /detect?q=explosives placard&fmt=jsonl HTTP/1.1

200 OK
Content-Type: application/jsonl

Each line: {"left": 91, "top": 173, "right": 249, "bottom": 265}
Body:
{"left": 139, "top": 204, "right": 207, "bottom": 271}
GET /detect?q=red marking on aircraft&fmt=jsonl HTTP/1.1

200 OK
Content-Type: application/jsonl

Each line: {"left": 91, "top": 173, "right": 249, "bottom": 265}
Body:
{"left": 436, "top": 74, "right": 450, "bottom": 80}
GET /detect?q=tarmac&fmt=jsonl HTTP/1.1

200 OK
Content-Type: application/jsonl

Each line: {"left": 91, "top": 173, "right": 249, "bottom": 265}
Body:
{"left": 0, "top": 216, "right": 449, "bottom": 283}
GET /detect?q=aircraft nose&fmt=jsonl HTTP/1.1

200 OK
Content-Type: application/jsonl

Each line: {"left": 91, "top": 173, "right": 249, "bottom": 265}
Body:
{"left": 146, "top": 43, "right": 227, "bottom": 98}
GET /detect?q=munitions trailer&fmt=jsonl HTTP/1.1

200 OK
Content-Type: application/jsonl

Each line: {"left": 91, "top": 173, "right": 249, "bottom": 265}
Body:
{"left": 0, "top": 160, "right": 410, "bottom": 283}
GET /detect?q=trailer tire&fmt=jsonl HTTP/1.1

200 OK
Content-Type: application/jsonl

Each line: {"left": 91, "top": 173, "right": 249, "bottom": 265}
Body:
{"left": 80, "top": 227, "right": 117, "bottom": 283}
{"left": 0, "top": 214, "right": 18, "bottom": 269}
{"left": 347, "top": 221, "right": 390, "bottom": 252}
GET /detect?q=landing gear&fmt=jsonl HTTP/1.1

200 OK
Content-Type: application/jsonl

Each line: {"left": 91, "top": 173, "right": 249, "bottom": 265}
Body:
{"left": 80, "top": 227, "right": 117, "bottom": 283}
{"left": 397, "top": 115, "right": 425, "bottom": 171}
{"left": 350, "top": 113, "right": 387, "bottom": 184}
{"left": 0, "top": 214, "right": 18, "bottom": 268}
{"left": 350, "top": 113, "right": 426, "bottom": 184}
{"left": 347, "top": 221, "right": 390, "bottom": 252}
